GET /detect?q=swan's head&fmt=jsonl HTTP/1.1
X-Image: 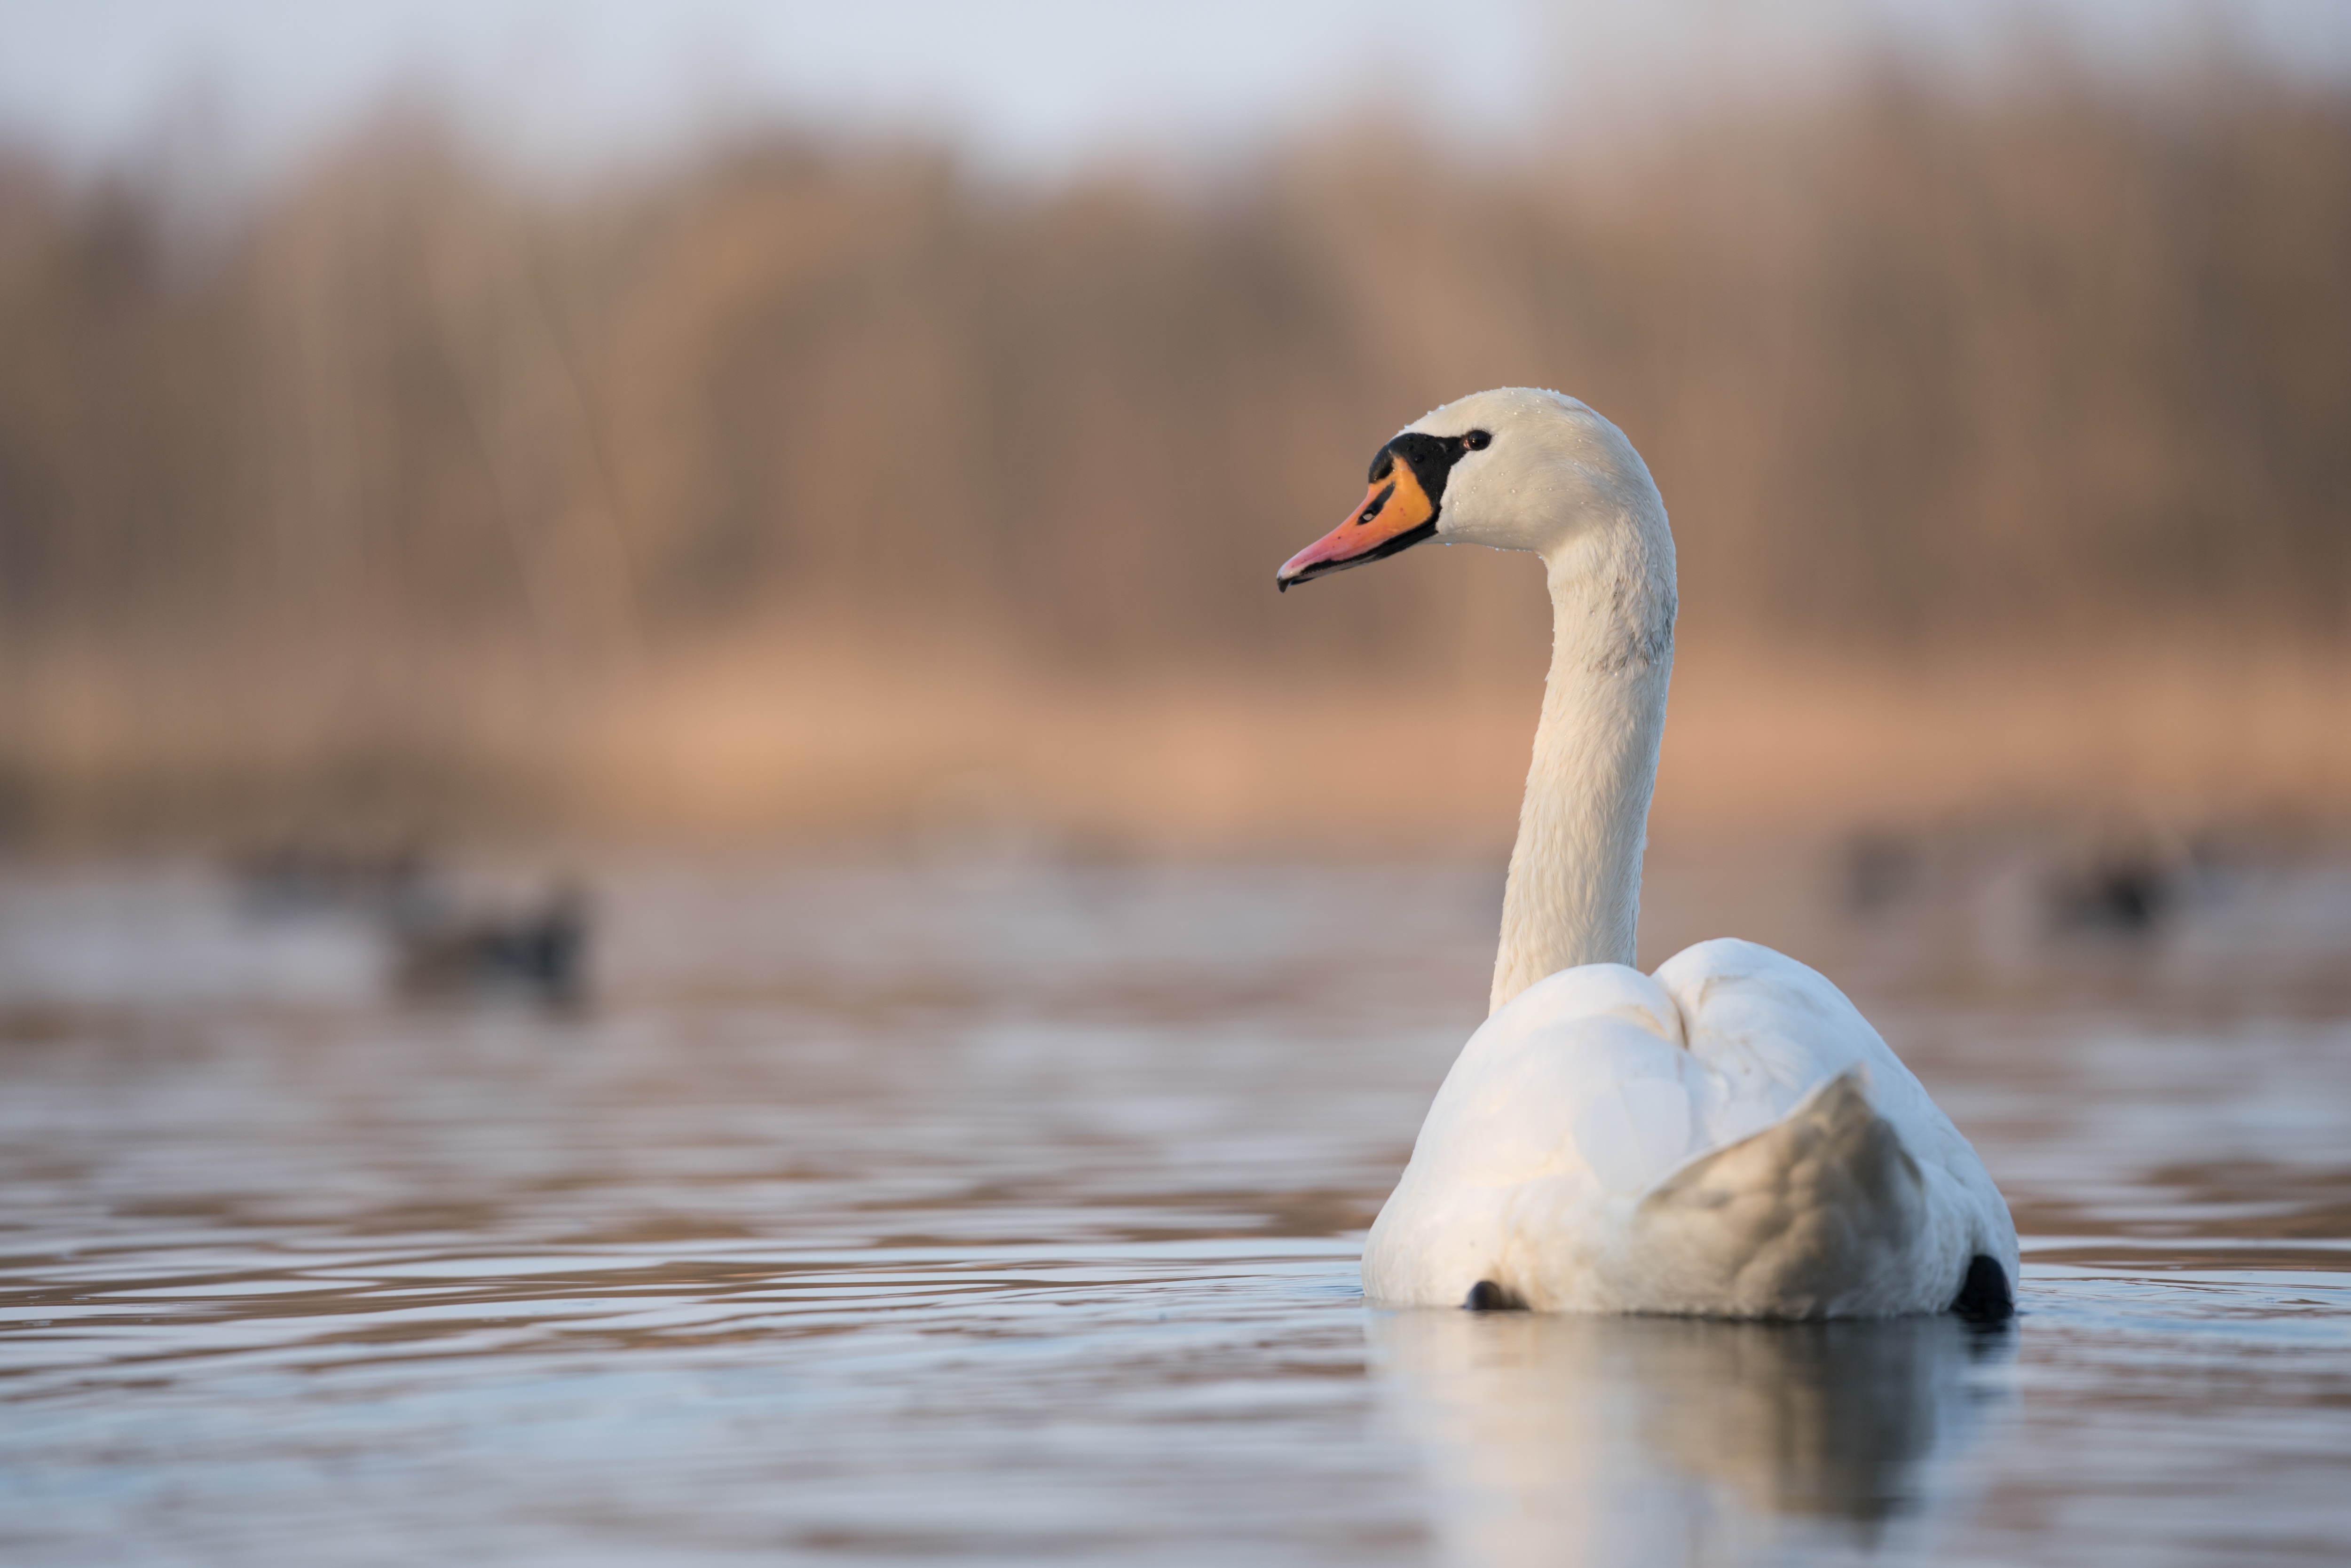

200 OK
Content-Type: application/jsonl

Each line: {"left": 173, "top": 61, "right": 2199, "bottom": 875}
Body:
{"left": 1275, "top": 387, "right": 1665, "bottom": 590}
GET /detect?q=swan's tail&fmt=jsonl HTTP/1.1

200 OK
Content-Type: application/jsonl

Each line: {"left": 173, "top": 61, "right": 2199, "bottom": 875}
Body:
{"left": 1621, "top": 1069, "right": 1948, "bottom": 1318}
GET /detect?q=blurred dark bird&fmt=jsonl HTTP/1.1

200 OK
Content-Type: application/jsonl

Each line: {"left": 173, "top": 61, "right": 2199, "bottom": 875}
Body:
{"left": 2046, "top": 841, "right": 2174, "bottom": 934}
{"left": 391, "top": 880, "right": 592, "bottom": 1003}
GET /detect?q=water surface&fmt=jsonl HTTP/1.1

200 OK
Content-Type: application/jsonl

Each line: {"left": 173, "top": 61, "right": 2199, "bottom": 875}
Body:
{"left": 4, "top": 848, "right": 2349, "bottom": 1565}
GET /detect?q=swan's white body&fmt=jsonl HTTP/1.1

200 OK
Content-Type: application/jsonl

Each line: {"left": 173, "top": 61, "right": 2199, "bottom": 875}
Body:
{"left": 1283, "top": 387, "right": 2016, "bottom": 1317}
{"left": 1360, "top": 943, "right": 2015, "bottom": 1315}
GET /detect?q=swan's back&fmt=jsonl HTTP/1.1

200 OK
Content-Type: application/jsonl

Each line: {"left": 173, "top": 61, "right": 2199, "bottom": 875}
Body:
{"left": 1361, "top": 940, "right": 2017, "bottom": 1317}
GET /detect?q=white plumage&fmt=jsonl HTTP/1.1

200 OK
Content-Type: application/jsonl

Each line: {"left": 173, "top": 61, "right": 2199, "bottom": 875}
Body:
{"left": 1278, "top": 387, "right": 2017, "bottom": 1317}
{"left": 1361, "top": 940, "right": 2015, "bottom": 1315}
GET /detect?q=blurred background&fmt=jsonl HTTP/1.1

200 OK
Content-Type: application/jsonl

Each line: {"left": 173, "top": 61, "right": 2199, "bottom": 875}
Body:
{"left": 0, "top": 0, "right": 2345, "bottom": 856}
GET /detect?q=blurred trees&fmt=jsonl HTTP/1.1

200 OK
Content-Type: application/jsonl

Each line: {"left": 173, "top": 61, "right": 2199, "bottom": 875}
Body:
{"left": 0, "top": 56, "right": 2344, "bottom": 830}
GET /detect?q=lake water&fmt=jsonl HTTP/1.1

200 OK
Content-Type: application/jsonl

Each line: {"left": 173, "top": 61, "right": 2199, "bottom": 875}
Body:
{"left": 4, "top": 843, "right": 2350, "bottom": 1566}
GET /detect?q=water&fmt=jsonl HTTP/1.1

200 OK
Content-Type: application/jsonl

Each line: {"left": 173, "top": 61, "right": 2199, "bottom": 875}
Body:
{"left": 4, "top": 846, "right": 2350, "bottom": 1566}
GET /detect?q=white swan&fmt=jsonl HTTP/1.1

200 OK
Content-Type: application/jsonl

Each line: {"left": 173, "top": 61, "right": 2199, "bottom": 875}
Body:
{"left": 1277, "top": 388, "right": 2016, "bottom": 1319}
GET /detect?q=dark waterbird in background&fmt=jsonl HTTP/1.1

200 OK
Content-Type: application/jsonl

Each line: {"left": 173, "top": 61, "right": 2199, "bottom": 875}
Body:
{"left": 389, "top": 879, "right": 593, "bottom": 1005}
{"left": 1839, "top": 818, "right": 2204, "bottom": 944}
{"left": 2046, "top": 839, "right": 2178, "bottom": 935}
{"left": 226, "top": 837, "right": 593, "bottom": 1005}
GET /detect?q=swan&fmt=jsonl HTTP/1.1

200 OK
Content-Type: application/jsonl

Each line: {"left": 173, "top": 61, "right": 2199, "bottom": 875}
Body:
{"left": 1276, "top": 388, "right": 2016, "bottom": 1319}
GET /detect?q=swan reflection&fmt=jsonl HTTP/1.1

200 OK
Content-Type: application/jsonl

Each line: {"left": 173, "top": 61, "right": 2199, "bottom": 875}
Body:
{"left": 1367, "top": 1308, "right": 2015, "bottom": 1566}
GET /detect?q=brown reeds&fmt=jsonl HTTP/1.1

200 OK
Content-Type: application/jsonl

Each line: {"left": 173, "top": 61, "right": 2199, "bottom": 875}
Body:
{"left": 0, "top": 56, "right": 2345, "bottom": 847}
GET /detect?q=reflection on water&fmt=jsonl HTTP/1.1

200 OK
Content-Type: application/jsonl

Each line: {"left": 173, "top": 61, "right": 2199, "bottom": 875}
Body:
{"left": 1371, "top": 1309, "right": 2012, "bottom": 1567}
{"left": 2, "top": 848, "right": 2350, "bottom": 1565}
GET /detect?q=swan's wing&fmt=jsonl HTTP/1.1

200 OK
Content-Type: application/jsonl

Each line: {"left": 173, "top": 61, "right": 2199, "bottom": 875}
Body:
{"left": 1362, "top": 963, "right": 1696, "bottom": 1304}
{"left": 1650, "top": 939, "right": 2018, "bottom": 1285}
{"left": 1623, "top": 1069, "right": 1936, "bottom": 1316}
{"left": 1500, "top": 1066, "right": 1972, "bottom": 1316}
{"left": 1363, "top": 944, "right": 2016, "bottom": 1311}
{"left": 1405, "top": 963, "right": 1695, "bottom": 1191}
{"left": 1653, "top": 938, "right": 1948, "bottom": 1144}
{"left": 1425, "top": 939, "right": 1912, "bottom": 1195}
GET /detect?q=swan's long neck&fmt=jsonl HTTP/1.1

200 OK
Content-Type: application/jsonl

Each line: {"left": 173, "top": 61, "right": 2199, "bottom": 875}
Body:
{"left": 1490, "top": 527, "right": 1676, "bottom": 1012}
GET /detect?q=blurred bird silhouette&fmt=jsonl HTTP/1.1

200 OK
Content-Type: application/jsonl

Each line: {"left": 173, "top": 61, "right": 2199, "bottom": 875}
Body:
{"left": 389, "top": 879, "right": 592, "bottom": 1004}
{"left": 2046, "top": 837, "right": 2176, "bottom": 934}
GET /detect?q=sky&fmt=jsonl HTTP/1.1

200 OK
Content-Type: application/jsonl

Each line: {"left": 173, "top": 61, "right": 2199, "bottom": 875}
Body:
{"left": 0, "top": 0, "right": 2346, "bottom": 188}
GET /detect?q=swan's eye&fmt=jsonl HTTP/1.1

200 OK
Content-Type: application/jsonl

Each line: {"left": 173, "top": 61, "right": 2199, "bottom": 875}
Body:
{"left": 1463, "top": 430, "right": 1491, "bottom": 451}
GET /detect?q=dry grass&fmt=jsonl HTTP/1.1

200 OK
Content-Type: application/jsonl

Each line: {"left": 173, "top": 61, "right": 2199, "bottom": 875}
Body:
{"left": 7, "top": 627, "right": 2338, "bottom": 853}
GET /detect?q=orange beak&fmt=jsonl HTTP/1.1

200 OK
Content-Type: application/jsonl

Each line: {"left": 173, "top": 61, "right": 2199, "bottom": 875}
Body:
{"left": 1276, "top": 445, "right": 1441, "bottom": 591}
